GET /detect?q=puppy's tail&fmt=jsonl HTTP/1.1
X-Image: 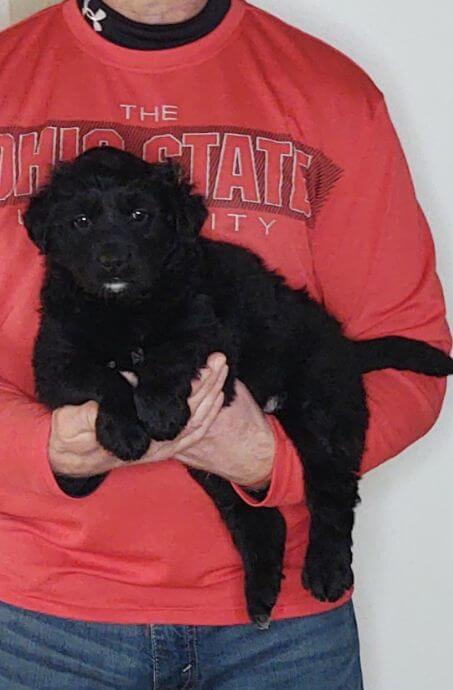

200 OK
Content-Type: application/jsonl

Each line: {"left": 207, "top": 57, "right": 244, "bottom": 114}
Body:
{"left": 353, "top": 336, "right": 453, "bottom": 377}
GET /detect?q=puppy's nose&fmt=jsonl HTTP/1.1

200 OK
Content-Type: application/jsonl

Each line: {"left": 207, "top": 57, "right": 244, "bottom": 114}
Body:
{"left": 97, "top": 247, "right": 132, "bottom": 271}
{"left": 98, "top": 254, "right": 127, "bottom": 270}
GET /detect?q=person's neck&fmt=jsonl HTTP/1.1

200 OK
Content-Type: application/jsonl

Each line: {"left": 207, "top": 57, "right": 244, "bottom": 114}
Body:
{"left": 102, "top": 0, "right": 209, "bottom": 24}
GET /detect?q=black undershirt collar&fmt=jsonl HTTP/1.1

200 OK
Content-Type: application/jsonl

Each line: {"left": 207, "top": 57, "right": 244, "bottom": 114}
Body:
{"left": 77, "top": 0, "right": 232, "bottom": 50}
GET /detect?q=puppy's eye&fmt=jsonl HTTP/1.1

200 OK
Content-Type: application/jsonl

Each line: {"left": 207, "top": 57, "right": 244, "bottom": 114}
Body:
{"left": 131, "top": 209, "right": 149, "bottom": 223}
{"left": 73, "top": 215, "right": 92, "bottom": 231}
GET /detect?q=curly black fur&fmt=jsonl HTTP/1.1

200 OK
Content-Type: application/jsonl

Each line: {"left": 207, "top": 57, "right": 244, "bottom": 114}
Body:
{"left": 24, "top": 147, "right": 453, "bottom": 627}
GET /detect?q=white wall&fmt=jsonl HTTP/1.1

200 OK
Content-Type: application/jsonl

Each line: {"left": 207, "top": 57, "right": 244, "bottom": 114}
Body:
{"left": 0, "top": 1, "right": 451, "bottom": 688}
{"left": 0, "top": 0, "right": 8, "bottom": 28}
{"left": 0, "top": 0, "right": 59, "bottom": 26}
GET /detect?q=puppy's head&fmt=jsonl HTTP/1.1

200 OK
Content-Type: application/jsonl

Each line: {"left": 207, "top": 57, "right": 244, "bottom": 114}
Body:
{"left": 24, "top": 147, "right": 208, "bottom": 299}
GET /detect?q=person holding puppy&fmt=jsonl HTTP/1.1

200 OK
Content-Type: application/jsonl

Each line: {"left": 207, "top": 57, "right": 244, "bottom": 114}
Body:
{"left": 0, "top": 1, "right": 450, "bottom": 688}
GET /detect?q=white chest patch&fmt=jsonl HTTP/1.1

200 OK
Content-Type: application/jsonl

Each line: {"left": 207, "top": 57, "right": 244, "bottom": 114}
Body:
{"left": 104, "top": 282, "right": 128, "bottom": 294}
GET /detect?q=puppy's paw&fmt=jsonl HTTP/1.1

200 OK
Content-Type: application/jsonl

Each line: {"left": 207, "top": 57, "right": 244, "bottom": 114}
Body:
{"left": 134, "top": 387, "right": 190, "bottom": 441}
{"left": 96, "top": 409, "right": 150, "bottom": 462}
{"left": 302, "top": 542, "right": 353, "bottom": 602}
{"left": 246, "top": 567, "right": 283, "bottom": 630}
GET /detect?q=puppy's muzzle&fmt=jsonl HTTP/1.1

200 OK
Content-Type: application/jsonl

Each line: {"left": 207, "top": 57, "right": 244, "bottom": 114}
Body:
{"left": 97, "top": 242, "right": 133, "bottom": 273}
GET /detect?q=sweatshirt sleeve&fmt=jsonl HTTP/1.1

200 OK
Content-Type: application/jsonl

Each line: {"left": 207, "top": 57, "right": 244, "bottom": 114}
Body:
{"left": 311, "top": 96, "right": 451, "bottom": 476}
{"left": 234, "top": 95, "right": 451, "bottom": 508}
{"left": 0, "top": 375, "right": 64, "bottom": 496}
{"left": 0, "top": 375, "right": 108, "bottom": 498}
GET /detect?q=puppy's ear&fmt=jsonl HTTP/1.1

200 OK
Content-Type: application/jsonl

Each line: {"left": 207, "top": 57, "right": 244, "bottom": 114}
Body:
{"left": 23, "top": 185, "right": 53, "bottom": 254}
{"left": 160, "top": 161, "right": 208, "bottom": 240}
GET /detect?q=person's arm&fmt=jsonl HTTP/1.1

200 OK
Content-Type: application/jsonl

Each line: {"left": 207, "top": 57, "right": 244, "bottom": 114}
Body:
{"left": 231, "top": 95, "right": 451, "bottom": 509}
{"left": 174, "top": 379, "right": 304, "bottom": 507}
{"left": 312, "top": 96, "right": 451, "bottom": 475}
{"left": 0, "top": 349, "right": 229, "bottom": 498}
{"left": 0, "top": 375, "right": 122, "bottom": 497}
{"left": 0, "top": 376, "right": 61, "bottom": 495}
{"left": 229, "top": 408, "right": 304, "bottom": 507}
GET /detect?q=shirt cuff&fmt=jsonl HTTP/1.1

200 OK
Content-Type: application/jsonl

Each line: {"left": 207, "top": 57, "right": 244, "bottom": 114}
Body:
{"left": 231, "top": 415, "right": 305, "bottom": 507}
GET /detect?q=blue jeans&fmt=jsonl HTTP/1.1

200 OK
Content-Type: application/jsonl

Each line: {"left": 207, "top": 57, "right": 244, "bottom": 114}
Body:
{"left": 0, "top": 599, "right": 363, "bottom": 689}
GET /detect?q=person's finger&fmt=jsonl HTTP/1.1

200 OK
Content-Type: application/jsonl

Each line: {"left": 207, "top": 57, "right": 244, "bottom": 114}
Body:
{"left": 189, "top": 364, "right": 228, "bottom": 422}
{"left": 189, "top": 361, "right": 228, "bottom": 416}
{"left": 195, "top": 352, "right": 226, "bottom": 385}
{"left": 190, "top": 365, "right": 211, "bottom": 397}
{"left": 189, "top": 352, "right": 227, "bottom": 405}
{"left": 80, "top": 400, "right": 99, "bottom": 430}
{"left": 206, "top": 352, "right": 227, "bottom": 371}
{"left": 188, "top": 368, "right": 228, "bottom": 432}
{"left": 56, "top": 401, "right": 98, "bottom": 442}
{"left": 143, "top": 384, "right": 226, "bottom": 464}
{"left": 189, "top": 389, "right": 225, "bottom": 440}
{"left": 174, "top": 390, "right": 225, "bottom": 457}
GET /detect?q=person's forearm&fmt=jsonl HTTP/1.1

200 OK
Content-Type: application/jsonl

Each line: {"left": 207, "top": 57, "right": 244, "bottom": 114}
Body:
{"left": 231, "top": 414, "right": 305, "bottom": 508}
{"left": 0, "top": 378, "right": 59, "bottom": 496}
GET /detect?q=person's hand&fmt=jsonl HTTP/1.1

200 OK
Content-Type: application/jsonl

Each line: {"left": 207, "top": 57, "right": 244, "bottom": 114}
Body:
{"left": 49, "top": 353, "right": 274, "bottom": 489}
{"left": 174, "top": 379, "right": 275, "bottom": 489}
{"left": 48, "top": 353, "right": 229, "bottom": 478}
{"left": 49, "top": 400, "right": 126, "bottom": 477}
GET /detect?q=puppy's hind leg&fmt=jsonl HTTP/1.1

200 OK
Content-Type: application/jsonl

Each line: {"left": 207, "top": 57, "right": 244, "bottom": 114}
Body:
{"left": 277, "top": 347, "right": 368, "bottom": 602}
{"left": 189, "top": 470, "right": 286, "bottom": 629}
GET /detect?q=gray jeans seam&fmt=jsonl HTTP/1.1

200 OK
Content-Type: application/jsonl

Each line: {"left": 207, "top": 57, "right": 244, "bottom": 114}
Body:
{"left": 149, "top": 625, "right": 159, "bottom": 690}
{"left": 192, "top": 626, "right": 200, "bottom": 688}
{"left": 182, "top": 625, "right": 198, "bottom": 690}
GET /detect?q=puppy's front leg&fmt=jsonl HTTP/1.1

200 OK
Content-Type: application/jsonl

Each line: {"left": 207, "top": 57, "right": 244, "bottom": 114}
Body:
{"left": 134, "top": 340, "right": 217, "bottom": 441}
{"left": 45, "top": 362, "right": 150, "bottom": 461}
{"left": 34, "top": 326, "right": 150, "bottom": 461}
{"left": 95, "top": 373, "right": 151, "bottom": 461}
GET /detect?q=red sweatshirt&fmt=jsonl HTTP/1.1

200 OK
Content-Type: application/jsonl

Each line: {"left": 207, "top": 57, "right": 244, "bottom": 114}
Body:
{"left": 0, "top": 0, "right": 449, "bottom": 625}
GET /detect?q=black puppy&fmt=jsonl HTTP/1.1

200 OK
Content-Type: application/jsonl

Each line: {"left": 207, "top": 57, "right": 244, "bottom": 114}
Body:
{"left": 24, "top": 147, "right": 453, "bottom": 628}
